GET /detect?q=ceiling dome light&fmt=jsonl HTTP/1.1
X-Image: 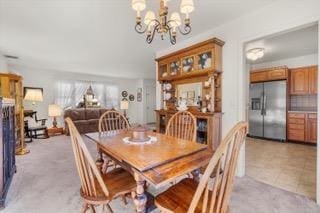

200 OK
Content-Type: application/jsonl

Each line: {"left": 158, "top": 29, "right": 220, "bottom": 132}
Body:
{"left": 246, "top": 48, "right": 265, "bottom": 61}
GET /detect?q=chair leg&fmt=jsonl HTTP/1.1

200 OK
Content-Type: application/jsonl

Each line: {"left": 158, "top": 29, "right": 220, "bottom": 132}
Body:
{"left": 106, "top": 203, "right": 113, "bottom": 213}
{"left": 121, "top": 195, "right": 128, "bottom": 205}
{"left": 89, "top": 205, "right": 96, "bottom": 213}
{"left": 81, "top": 203, "right": 88, "bottom": 213}
{"left": 99, "top": 204, "right": 104, "bottom": 213}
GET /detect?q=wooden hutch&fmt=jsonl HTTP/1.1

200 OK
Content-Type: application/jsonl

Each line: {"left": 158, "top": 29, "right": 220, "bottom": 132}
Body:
{"left": 0, "top": 73, "right": 26, "bottom": 155}
{"left": 155, "top": 38, "right": 224, "bottom": 150}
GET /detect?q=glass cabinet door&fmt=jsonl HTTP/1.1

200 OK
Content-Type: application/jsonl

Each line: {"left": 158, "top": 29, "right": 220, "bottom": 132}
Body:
{"left": 169, "top": 60, "right": 180, "bottom": 76}
{"left": 197, "top": 51, "right": 213, "bottom": 70}
{"left": 182, "top": 56, "right": 194, "bottom": 73}
{"left": 159, "top": 64, "right": 168, "bottom": 79}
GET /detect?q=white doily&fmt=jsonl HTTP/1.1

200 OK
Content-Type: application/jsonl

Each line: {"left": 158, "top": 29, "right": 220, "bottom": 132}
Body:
{"left": 122, "top": 136, "right": 157, "bottom": 145}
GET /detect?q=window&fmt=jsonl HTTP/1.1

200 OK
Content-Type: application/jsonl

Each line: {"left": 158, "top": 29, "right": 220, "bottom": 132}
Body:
{"left": 55, "top": 80, "right": 119, "bottom": 109}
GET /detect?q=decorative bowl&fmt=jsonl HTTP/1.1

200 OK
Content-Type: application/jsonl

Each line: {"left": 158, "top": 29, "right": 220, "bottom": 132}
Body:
{"left": 128, "top": 126, "right": 150, "bottom": 142}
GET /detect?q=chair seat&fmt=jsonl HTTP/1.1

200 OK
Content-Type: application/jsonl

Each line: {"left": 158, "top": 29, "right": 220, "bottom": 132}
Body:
{"left": 155, "top": 178, "right": 207, "bottom": 213}
{"left": 80, "top": 168, "right": 136, "bottom": 202}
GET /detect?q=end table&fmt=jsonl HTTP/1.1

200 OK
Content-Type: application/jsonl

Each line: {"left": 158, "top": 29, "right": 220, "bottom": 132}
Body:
{"left": 48, "top": 127, "right": 64, "bottom": 136}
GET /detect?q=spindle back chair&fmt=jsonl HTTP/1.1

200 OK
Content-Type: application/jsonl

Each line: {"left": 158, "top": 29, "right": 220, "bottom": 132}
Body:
{"left": 99, "top": 110, "right": 130, "bottom": 135}
{"left": 66, "top": 117, "right": 136, "bottom": 212}
{"left": 165, "top": 111, "right": 197, "bottom": 142}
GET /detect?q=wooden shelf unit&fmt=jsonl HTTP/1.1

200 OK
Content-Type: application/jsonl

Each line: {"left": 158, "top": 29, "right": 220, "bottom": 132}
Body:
{"left": 0, "top": 73, "right": 24, "bottom": 152}
{"left": 155, "top": 38, "right": 224, "bottom": 150}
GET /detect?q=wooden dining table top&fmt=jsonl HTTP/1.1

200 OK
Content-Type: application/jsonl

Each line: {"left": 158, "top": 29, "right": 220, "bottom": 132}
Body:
{"left": 85, "top": 131, "right": 213, "bottom": 187}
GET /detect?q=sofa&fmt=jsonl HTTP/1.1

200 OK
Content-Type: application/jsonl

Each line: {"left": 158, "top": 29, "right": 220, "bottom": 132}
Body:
{"left": 64, "top": 108, "right": 109, "bottom": 135}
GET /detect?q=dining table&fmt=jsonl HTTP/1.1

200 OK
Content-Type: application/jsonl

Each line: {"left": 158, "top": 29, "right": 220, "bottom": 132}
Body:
{"left": 85, "top": 130, "right": 213, "bottom": 213}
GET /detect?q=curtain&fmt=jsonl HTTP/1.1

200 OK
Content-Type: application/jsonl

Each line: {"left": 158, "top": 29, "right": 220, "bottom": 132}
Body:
{"left": 74, "top": 81, "right": 90, "bottom": 106}
{"left": 54, "top": 80, "right": 119, "bottom": 109}
{"left": 54, "top": 81, "right": 74, "bottom": 109}
{"left": 92, "top": 83, "right": 105, "bottom": 107}
{"left": 105, "top": 85, "right": 119, "bottom": 109}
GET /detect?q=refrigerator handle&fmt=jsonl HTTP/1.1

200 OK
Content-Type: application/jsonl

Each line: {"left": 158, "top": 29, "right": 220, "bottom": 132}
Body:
{"left": 260, "top": 95, "right": 264, "bottom": 116}
{"left": 263, "top": 94, "right": 267, "bottom": 115}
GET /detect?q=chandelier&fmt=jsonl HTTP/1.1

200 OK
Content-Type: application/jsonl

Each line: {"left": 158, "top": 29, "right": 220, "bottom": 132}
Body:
{"left": 132, "top": 0, "right": 194, "bottom": 45}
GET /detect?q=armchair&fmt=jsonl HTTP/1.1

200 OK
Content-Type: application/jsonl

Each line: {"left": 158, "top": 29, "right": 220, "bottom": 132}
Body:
{"left": 24, "top": 110, "right": 49, "bottom": 142}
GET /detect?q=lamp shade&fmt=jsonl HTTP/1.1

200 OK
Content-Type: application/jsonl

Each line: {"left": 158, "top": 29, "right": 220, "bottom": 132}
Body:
{"left": 120, "top": 100, "right": 129, "bottom": 110}
{"left": 180, "top": 0, "right": 194, "bottom": 14}
{"left": 24, "top": 88, "right": 43, "bottom": 102}
{"left": 169, "top": 12, "right": 182, "bottom": 28}
{"left": 132, "top": 0, "right": 146, "bottom": 11}
{"left": 144, "top": 11, "right": 156, "bottom": 26}
{"left": 48, "top": 104, "right": 61, "bottom": 117}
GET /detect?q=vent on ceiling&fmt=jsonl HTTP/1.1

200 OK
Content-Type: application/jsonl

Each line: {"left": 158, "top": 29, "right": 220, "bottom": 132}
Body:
{"left": 4, "top": 55, "right": 19, "bottom": 59}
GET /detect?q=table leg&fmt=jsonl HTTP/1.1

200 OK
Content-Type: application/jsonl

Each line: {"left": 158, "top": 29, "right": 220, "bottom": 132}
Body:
{"left": 95, "top": 146, "right": 104, "bottom": 173}
{"left": 132, "top": 172, "right": 147, "bottom": 213}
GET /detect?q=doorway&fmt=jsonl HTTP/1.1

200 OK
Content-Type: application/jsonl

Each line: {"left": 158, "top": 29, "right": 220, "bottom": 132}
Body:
{"left": 244, "top": 24, "right": 318, "bottom": 200}
{"left": 145, "top": 85, "right": 156, "bottom": 124}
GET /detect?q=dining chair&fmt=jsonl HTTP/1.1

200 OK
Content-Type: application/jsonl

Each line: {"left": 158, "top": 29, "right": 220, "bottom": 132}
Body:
{"left": 165, "top": 111, "right": 197, "bottom": 142}
{"left": 98, "top": 110, "right": 130, "bottom": 173}
{"left": 99, "top": 110, "right": 130, "bottom": 134}
{"left": 155, "top": 121, "right": 248, "bottom": 213}
{"left": 65, "top": 117, "right": 136, "bottom": 213}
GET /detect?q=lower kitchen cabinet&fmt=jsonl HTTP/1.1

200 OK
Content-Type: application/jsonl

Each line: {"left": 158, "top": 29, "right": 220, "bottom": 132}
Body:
{"left": 306, "top": 113, "right": 317, "bottom": 143}
{"left": 288, "top": 112, "right": 317, "bottom": 144}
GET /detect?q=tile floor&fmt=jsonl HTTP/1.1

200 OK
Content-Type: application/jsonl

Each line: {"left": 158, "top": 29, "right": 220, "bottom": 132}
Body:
{"left": 246, "top": 137, "right": 317, "bottom": 200}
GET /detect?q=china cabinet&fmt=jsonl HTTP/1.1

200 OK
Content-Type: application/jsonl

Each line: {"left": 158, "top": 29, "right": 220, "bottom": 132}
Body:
{"left": 155, "top": 38, "right": 224, "bottom": 150}
{"left": 0, "top": 73, "right": 25, "bottom": 154}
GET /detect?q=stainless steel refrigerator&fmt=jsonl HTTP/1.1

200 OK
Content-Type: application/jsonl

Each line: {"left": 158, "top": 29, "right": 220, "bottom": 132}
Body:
{"left": 249, "top": 80, "right": 286, "bottom": 141}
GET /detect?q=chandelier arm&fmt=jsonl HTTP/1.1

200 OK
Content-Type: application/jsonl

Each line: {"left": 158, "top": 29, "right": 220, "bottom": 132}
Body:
{"left": 146, "top": 24, "right": 159, "bottom": 44}
{"left": 135, "top": 23, "right": 147, "bottom": 34}
{"left": 178, "top": 24, "right": 192, "bottom": 35}
{"left": 168, "top": 28, "right": 177, "bottom": 45}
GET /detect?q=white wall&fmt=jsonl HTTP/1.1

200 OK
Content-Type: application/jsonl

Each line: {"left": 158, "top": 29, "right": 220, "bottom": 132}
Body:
{"left": 9, "top": 64, "right": 151, "bottom": 126}
{"left": 156, "top": 0, "right": 320, "bottom": 203}
{"left": 251, "top": 53, "right": 318, "bottom": 70}
{"left": 0, "top": 55, "right": 8, "bottom": 71}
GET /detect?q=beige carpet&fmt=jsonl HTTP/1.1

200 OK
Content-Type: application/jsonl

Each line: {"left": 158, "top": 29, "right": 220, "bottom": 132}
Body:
{"left": 3, "top": 135, "right": 320, "bottom": 213}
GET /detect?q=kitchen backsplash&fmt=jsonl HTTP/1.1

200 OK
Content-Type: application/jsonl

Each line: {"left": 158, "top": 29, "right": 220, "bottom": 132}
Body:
{"left": 290, "top": 94, "right": 317, "bottom": 111}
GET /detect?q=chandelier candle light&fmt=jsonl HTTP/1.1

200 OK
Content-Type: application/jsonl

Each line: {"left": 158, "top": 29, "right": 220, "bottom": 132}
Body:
{"left": 132, "top": 0, "right": 194, "bottom": 44}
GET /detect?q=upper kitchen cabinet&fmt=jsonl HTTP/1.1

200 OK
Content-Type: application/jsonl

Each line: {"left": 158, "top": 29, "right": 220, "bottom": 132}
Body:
{"left": 289, "top": 66, "right": 318, "bottom": 95}
{"left": 250, "top": 66, "right": 288, "bottom": 83}
{"left": 309, "top": 66, "right": 318, "bottom": 94}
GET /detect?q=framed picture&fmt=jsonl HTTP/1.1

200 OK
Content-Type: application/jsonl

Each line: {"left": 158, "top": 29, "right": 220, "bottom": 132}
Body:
{"left": 137, "top": 88, "right": 142, "bottom": 102}
{"left": 129, "top": 94, "right": 135, "bottom": 101}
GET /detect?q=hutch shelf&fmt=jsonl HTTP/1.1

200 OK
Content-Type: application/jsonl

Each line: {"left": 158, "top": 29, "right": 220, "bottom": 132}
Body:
{"left": 155, "top": 38, "right": 224, "bottom": 150}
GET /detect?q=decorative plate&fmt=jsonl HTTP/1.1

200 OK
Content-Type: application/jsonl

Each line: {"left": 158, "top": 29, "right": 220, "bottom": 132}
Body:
{"left": 121, "top": 91, "right": 128, "bottom": 97}
{"left": 129, "top": 94, "right": 135, "bottom": 101}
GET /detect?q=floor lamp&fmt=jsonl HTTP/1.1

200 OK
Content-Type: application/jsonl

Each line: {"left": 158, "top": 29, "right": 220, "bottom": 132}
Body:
{"left": 17, "top": 88, "right": 43, "bottom": 155}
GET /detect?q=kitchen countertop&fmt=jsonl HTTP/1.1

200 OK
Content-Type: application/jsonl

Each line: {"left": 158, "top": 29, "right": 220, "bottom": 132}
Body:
{"left": 288, "top": 110, "right": 317, "bottom": 113}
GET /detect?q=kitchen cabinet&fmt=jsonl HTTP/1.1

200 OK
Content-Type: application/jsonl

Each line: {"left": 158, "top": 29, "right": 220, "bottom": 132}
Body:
{"left": 288, "top": 113, "right": 305, "bottom": 142}
{"left": 287, "top": 112, "right": 317, "bottom": 144}
{"left": 250, "top": 66, "right": 287, "bottom": 83}
{"left": 309, "top": 66, "right": 318, "bottom": 94}
{"left": 290, "top": 68, "right": 309, "bottom": 94}
{"left": 289, "top": 66, "right": 318, "bottom": 95}
{"left": 306, "top": 113, "right": 317, "bottom": 143}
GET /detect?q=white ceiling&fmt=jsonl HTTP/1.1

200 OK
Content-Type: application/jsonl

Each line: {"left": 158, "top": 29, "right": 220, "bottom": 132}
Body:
{"left": 246, "top": 24, "right": 318, "bottom": 64}
{"left": 0, "top": 0, "right": 278, "bottom": 79}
